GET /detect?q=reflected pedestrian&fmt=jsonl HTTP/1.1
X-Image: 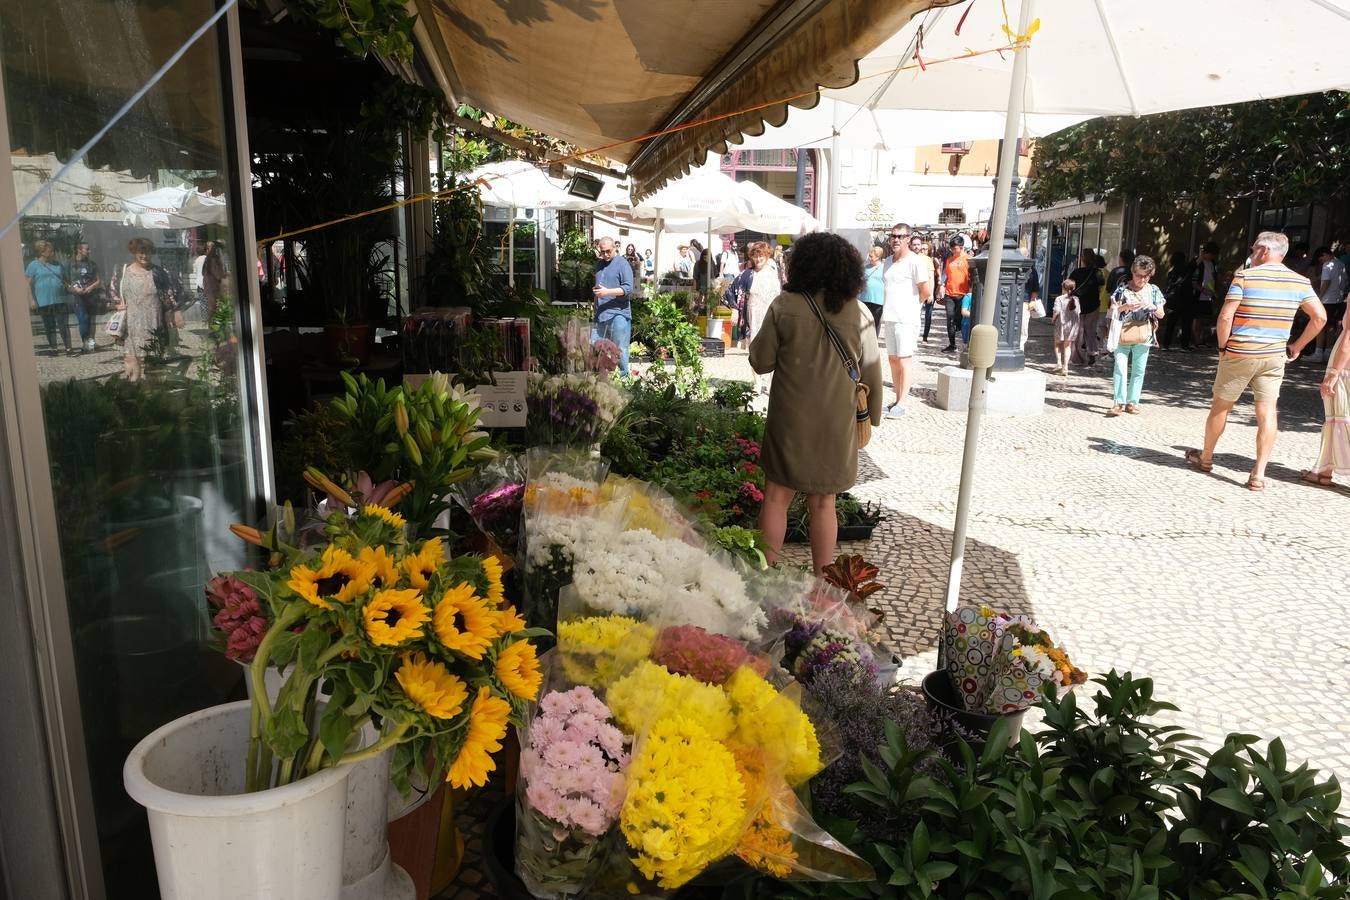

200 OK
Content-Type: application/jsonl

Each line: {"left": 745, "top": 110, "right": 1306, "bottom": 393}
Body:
{"left": 1191, "top": 241, "right": 1220, "bottom": 347}
{"left": 114, "top": 238, "right": 169, "bottom": 382}
{"left": 26, "top": 240, "right": 73, "bottom": 356}
{"left": 1313, "top": 246, "right": 1346, "bottom": 362}
{"left": 203, "top": 240, "right": 227, "bottom": 323}
{"left": 1051, "top": 278, "right": 1080, "bottom": 376}
{"left": 70, "top": 241, "right": 102, "bottom": 352}
{"left": 1068, "top": 249, "right": 1103, "bottom": 364}
{"left": 861, "top": 244, "right": 885, "bottom": 335}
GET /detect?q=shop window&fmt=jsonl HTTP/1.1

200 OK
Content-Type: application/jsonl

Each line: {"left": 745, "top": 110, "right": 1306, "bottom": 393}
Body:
{"left": 1, "top": 3, "right": 257, "bottom": 896}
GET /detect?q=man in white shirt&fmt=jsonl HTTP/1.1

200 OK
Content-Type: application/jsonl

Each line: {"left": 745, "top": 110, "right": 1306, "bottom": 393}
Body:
{"left": 881, "top": 223, "right": 932, "bottom": 417}
{"left": 1315, "top": 245, "right": 1346, "bottom": 361}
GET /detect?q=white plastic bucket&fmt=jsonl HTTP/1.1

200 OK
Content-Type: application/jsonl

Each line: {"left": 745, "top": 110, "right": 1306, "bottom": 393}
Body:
{"left": 124, "top": 700, "right": 350, "bottom": 900}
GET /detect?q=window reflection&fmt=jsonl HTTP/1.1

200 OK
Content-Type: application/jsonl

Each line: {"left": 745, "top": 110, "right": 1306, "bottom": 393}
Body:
{"left": 3, "top": 1, "right": 255, "bottom": 895}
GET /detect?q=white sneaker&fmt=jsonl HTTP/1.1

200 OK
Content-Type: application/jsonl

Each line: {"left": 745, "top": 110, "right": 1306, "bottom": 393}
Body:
{"left": 84, "top": 339, "right": 96, "bottom": 351}
{"left": 885, "top": 405, "right": 908, "bottom": 419}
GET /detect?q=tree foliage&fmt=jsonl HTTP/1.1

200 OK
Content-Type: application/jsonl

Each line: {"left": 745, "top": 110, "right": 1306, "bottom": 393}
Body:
{"left": 1025, "top": 92, "right": 1350, "bottom": 215}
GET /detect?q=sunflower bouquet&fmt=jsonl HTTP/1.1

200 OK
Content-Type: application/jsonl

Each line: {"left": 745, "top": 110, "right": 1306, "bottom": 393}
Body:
{"left": 216, "top": 498, "right": 545, "bottom": 794}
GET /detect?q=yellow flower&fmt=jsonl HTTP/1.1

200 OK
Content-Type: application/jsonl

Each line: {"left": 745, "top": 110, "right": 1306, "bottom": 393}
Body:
{"left": 480, "top": 555, "right": 506, "bottom": 608}
{"left": 395, "top": 652, "right": 467, "bottom": 719}
{"left": 287, "top": 545, "right": 374, "bottom": 610}
{"left": 362, "top": 588, "right": 430, "bottom": 647}
{"left": 558, "top": 615, "right": 656, "bottom": 687}
{"left": 735, "top": 805, "right": 797, "bottom": 878}
{"left": 620, "top": 714, "right": 746, "bottom": 888}
{"left": 607, "top": 661, "right": 733, "bottom": 740}
{"left": 358, "top": 545, "right": 400, "bottom": 588}
{"left": 362, "top": 503, "right": 406, "bottom": 530}
{"left": 433, "top": 582, "right": 497, "bottom": 659}
{"left": 724, "top": 667, "right": 822, "bottom": 786}
{"left": 447, "top": 687, "right": 510, "bottom": 788}
{"left": 404, "top": 537, "right": 444, "bottom": 590}
{"left": 493, "top": 605, "right": 527, "bottom": 635}
{"left": 494, "top": 639, "right": 541, "bottom": 700}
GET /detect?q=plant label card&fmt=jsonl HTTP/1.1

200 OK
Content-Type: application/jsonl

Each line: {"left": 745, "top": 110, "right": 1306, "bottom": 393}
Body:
{"left": 472, "top": 371, "right": 527, "bottom": 428}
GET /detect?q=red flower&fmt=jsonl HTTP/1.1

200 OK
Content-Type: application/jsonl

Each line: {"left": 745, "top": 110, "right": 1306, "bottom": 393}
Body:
{"left": 740, "top": 482, "right": 764, "bottom": 503}
{"left": 206, "top": 574, "right": 267, "bottom": 662}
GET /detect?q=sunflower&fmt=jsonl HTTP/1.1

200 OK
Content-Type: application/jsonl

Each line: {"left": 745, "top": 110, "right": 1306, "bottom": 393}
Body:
{"left": 493, "top": 605, "right": 527, "bottom": 635}
{"left": 433, "top": 582, "right": 497, "bottom": 659}
{"left": 395, "top": 652, "right": 468, "bottom": 719}
{"left": 287, "top": 545, "right": 374, "bottom": 610}
{"left": 362, "top": 503, "right": 406, "bottom": 530}
{"left": 404, "top": 537, "right": 444, "bottom": 590}
{"left": 358, "top": 545, "right": 400, "bottom": 589}
{"left": 481, "top": 555, "right": 506, "bottom": 608}
{"left": 494, "top": 639, "right": 542, "bottom": 700}
{"left": 446, "top": 686, "right": 511, "bottom": 788}
{"left": 362, "top": 588, "right": 430, "bottom": 647}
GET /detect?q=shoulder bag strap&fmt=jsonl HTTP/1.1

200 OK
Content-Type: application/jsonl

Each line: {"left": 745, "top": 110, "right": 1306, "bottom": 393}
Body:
{"left": 799, "top": 291, "right": 860, "bottom": 383}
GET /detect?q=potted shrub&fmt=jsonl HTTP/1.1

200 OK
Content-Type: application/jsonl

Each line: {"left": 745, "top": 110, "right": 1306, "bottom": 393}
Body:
{"left": 124, "top": 498, "right": 546, "bottom": 899}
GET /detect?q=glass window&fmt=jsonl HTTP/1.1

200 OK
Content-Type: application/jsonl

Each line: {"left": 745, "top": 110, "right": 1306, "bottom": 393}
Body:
{"left": 1082, "top": 216, "right": 1101, "bottom": 262}
{"left": 2, "top": 3, "right": 256, "bottom": 896}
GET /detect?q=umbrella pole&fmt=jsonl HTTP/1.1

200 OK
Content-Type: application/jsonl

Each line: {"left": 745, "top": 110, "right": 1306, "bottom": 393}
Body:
{"left": 945, "top": 0, "right": 1035, "bottom": 612}
{"left": 653, "top": 216, "right": 662, "bottom": 291}
{"left": 508, "top": 204, "right": 516, "bottom": 287}
{"left": 706, "top": 217, "right": 713, "bottom": 291}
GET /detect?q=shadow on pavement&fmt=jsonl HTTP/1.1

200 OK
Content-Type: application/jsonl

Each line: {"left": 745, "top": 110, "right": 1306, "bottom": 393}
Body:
{"left": 836, "top": 505, "right": 1032, "bottom": 660}
{"left": 1084, "top": 436, "right": 1349, "bottom": 494}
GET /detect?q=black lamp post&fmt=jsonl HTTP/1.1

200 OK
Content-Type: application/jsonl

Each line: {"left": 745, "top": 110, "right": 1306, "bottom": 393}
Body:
{"left": 965, "top": 167, "right": 1033, "bottom": 372}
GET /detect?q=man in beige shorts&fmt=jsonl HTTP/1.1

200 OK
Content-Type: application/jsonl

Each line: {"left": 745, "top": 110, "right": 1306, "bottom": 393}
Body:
{"left": 1185, "top": 232, "right": 1326, "bottom": 491}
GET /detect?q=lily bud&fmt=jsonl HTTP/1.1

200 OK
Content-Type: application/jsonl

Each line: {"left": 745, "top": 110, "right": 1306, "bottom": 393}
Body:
{"left": 229, "top": 524, "right": 266, "bottom": 546}
{"left": 394, "top": 398, "right": 409, "bottom": 436}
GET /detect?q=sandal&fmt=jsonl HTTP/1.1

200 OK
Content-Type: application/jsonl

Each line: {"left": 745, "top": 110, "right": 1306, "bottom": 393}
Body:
{"left": 1246, "top": 477, "right": 1266, "bottom": 493}
{"left": 1106, "top": 405, "right": 1123, "bottom": 417}
{"left": 1184, "top": 449, "right": 1213, "bottom": 473}
{"left": 1299, "top": 470, "right": 1334, "bottom": 487}
{"left": 1125, "top": 404, "right": 1139, "bottom": 414}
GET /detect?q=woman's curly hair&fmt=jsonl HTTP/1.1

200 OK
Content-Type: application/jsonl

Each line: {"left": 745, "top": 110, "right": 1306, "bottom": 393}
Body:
{"left": 783, "top": 232, "right": 865, "bottom": 313}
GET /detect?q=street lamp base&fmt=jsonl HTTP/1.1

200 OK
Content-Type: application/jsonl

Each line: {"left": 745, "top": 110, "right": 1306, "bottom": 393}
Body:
{"left": 935, "top": 365, "right": 1046, "bottom": 416}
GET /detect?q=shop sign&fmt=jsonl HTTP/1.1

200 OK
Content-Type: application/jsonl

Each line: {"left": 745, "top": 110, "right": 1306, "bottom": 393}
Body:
{"left": 855, "top": 197, "right": 894, "bottom": 225}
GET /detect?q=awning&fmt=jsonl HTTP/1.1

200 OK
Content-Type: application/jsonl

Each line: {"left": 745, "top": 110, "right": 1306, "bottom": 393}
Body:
{"left": 413, "top": 0, "right": 953, "bottom": 200}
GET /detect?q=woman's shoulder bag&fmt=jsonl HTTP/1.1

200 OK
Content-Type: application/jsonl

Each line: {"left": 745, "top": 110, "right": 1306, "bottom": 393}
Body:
{"left": 798, "top": 292, "right": 871, "bottom": 449}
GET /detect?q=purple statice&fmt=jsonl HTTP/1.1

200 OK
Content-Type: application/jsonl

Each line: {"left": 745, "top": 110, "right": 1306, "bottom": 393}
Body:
{"left": 530, "top": 388, "right": 601, "bottom": 444}
{"left": 807, "top": 672, "right": 946, "bottom": 838}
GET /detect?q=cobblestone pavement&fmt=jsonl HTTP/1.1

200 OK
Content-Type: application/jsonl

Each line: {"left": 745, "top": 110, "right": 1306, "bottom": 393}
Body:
{"left": 706, "top": 314, "right": 1350, "bottom": 789}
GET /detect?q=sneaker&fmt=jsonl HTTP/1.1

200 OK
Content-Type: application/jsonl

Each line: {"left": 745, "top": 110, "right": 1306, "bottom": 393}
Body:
{"left": 941, "top": 344, "right": 956, "bottom": 352}
{"left": 885, "top": 405, "right": 908, "bottom": 419}
{"left": 84, "top": 338, "right": 97, "bottom": 352}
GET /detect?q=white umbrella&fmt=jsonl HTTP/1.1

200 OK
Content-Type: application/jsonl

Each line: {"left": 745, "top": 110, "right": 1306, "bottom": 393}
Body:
{"left": 726, "top": 98, "right": 1089, "bottom": 151}
{"left": 824, "top": 0, "right": 1350, "bottom": 610}
{"left": 124, "top": 186, "right": 227, "bottom": 229}
{"left": 468, "top": 160, "right": 578, "bottom": 210}
{"left": 733, "top": 180, "right": 821, "bottom": 235}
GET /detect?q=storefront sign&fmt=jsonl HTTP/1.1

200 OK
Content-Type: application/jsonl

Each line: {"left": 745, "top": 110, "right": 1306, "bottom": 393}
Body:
{"left": 855, "top": 197, "right": 894, "bottom": 225}
{"left": 472, "top": 372, "right": 527, "bottom": 428}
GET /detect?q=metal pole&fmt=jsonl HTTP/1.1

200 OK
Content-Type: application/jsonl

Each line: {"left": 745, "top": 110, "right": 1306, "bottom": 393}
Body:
{"left": 507, "top": 204, "right": 516, "bottom": 287}
{"left": 945, "top": 0, "right": 1035, "bottom": 612}
{"left": 706, "top": 217, "right": 713, "bottom": 289}
{"left": 827, "top": 100, "right": 843, "bottom": 230}
{"left": 653, "top": 216, "right": 662, "bottom": 290}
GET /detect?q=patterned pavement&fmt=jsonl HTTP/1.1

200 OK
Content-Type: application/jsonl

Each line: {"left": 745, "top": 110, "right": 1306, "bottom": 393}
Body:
{"left": 710, "top": 314, "right": 1350, "bottom": 791}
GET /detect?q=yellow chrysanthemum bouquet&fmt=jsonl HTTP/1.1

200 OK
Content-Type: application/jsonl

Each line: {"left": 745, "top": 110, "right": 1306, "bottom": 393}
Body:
{"left": 219, "top": 495, "right": 546, "bottom": 794}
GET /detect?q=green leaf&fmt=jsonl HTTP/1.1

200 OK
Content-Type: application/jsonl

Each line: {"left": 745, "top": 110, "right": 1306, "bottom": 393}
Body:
{"left": 918, "top": 861, "right": 958, "bottom": 884}
{"left": 1178, "top": 827, "right": 1216, "bottom": 845}
{"left": 954, "top": 840, "right": 984, "bottom": 860}
{"left": 1209, "top": 787, "right": 1257, "bottom": 818}
{"left": 911, "top": 820, "right": 930, "bottom": 865}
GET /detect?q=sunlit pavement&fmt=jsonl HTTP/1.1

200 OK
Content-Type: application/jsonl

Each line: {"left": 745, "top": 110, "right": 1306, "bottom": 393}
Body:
{"left": 707, "top": 314, "right": 1349, "bottom": 786}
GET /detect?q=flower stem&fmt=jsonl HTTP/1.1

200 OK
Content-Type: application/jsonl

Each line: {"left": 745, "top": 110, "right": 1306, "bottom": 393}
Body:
{"left": 246, "top": 604, "right": 305, "bottom": 792}
{"left": 329, "top": 720, "right": 412, "bottom": 770}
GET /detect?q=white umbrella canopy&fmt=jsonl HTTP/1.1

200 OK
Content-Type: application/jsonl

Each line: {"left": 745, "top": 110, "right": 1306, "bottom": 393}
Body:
{"left": 830, "top": 0, "right": 1350, "bottom": 116}
{"left": 733, "top": 180, "right": 821, "bottom": 235}
{"left": 124, "top": 185, "right": 227, "bottom": 229}
{"left": 726, "top": 97, "right": 1089, "bottom": 151}
{"left": 468, "top": 160, "right": 580, "bottom": 209}
{"left": 824, "top": 0, "right": 1350, "bottom": 612}
{"left": 630, "top": 169, "right": 743, "bottom": 221}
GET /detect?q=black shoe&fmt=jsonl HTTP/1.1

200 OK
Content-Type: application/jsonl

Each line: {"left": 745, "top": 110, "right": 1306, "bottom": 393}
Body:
{"left": 942, "top": 344, "right": 956, "bottom": 352}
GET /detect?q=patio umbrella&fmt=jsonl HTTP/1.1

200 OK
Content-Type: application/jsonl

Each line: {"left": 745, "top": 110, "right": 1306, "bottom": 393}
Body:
{"left": 822, "top": 0, "right": 1350, "bottom": 610}
{"left": 732, "top": 180, "right": 821, "bottom": 236}
{"left": 124, "top": 185, "right": 227, "bottom": 229}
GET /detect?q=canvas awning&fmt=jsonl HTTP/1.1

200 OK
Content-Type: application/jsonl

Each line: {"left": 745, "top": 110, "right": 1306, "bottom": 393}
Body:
{"left": 412, "top": 0, "right": 954, "bottom": 200}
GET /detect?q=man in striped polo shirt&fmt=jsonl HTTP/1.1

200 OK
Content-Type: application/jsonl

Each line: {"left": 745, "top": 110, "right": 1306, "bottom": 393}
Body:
{"left": 1186, "top": 231, "right": 1326, "bottom": 491}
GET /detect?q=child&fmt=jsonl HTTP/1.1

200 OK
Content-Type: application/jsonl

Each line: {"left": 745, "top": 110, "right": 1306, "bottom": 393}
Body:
{"left": 1052, "top": 278, "right": 1081, "bottom": 376}
{"left": 960, "top": 292, "right": 973, "bottom": 344}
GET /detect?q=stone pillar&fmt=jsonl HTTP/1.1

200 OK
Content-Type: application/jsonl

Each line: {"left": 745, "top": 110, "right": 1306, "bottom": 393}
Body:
{"left": 966, "top": 173, "right": 1033, "bottom": 372}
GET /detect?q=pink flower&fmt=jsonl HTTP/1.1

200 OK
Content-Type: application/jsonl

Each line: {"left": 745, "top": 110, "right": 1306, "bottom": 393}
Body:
{"left": 741, "top": 482, "right": 764, "bottom": 504}
{"left": 206, "top": 575, "right": 267, "bottom": 662}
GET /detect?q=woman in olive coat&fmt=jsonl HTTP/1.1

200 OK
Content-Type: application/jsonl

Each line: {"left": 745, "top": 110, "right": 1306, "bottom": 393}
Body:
{"left": 750, "top": 232, "right": 884, "bottom": 572}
